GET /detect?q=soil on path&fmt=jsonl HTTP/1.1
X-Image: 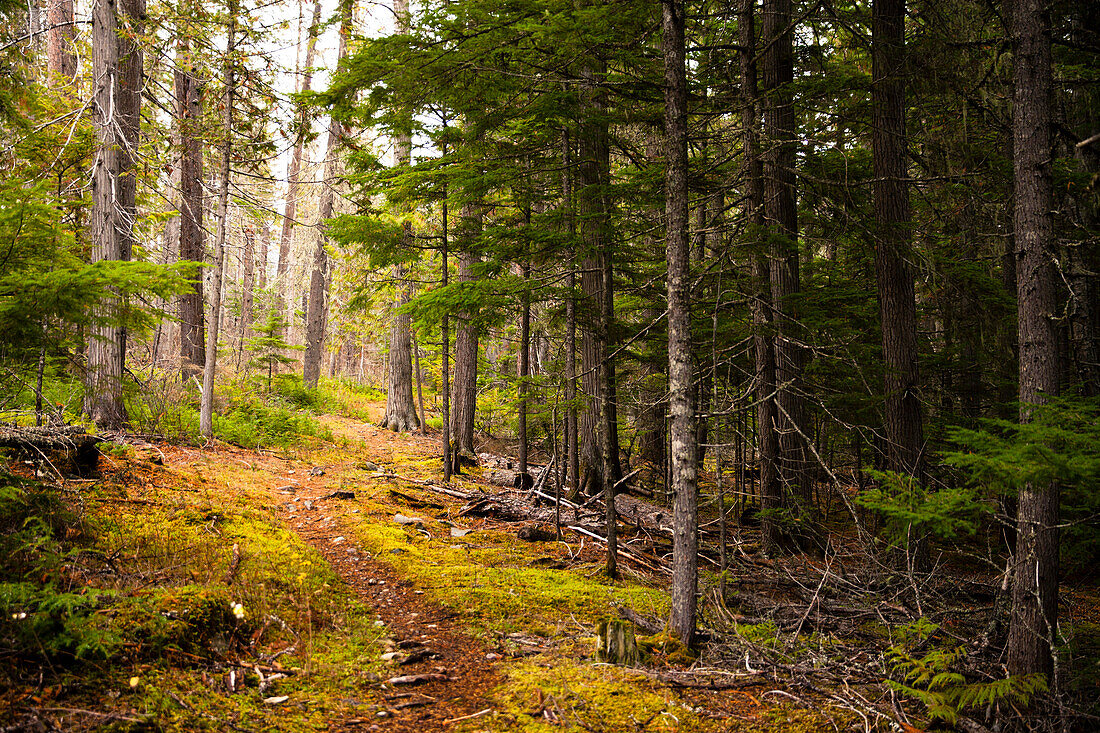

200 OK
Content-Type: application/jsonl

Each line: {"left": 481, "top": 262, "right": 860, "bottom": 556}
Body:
{"left": 166, "top": 413, "right": 501, "bottom": 731}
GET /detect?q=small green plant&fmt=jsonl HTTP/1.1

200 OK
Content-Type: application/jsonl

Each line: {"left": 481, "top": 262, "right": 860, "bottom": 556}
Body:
{"left": 246, "top": 311, "right": 300, "bottom": 391}
{"left": 885, "top": 618, "right": 1047, "bottom": 724}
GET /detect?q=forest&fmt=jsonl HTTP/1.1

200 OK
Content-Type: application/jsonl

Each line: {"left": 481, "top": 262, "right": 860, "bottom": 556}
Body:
{"left": 0, "top": 0, "right": 1098, "bottom": 729}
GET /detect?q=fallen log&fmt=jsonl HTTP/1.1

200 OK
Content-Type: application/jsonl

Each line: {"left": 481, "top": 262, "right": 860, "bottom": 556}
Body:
{"left": 0, "top": 424, "right": 101, "bottom": 475}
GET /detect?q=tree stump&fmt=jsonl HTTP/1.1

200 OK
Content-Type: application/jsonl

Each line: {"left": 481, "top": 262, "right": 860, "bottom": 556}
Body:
{"left": 594, "top": 618, "right": 640, "bottom": 666}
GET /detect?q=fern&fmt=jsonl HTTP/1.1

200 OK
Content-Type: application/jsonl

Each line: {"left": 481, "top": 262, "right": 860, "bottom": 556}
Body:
{"left": 886, "top": 619, "right": 1048, "bottom": 724}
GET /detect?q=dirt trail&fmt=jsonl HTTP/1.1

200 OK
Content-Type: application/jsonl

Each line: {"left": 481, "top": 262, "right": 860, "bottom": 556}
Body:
{"left": 184, "top": 413, "right": 502, "bottom": 731}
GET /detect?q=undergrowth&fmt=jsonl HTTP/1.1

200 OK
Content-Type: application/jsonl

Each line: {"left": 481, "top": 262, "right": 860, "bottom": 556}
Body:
{"left": 338, "top": 482, "right": 670, "bottom": 637}
{"left": 0, "top": 456, "right": 387, "bottom": 731}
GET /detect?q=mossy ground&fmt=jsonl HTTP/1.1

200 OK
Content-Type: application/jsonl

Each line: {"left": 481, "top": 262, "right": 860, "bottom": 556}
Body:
{"left": 0, "top": 442, "right": 390, "bottom": 731}
{"left": 3, "top": 388, "right": 1014, "bottom": 731}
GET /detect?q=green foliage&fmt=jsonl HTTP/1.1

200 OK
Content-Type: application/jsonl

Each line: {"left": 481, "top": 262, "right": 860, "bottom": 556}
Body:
{"left": 213, "top": 391, "right": 324, "bottom": 450}
{"left": 944, "top": 396, "right": 1100, "bottom": 568}
{"left": 246, "top": 310, "right": 300, "bottom": 390}
{"left": 0, "top": 181, "right": 190, "bottom": 356}
{"left": 885, "top": 618, "right": 1048, "bottom": 724}
{"left": 855, "top": 470, "right": 989, "bottom": 544}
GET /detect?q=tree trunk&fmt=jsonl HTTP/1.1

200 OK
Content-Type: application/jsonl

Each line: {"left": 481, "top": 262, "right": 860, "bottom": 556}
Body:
{"left": 450, "top": 227, "right": 481, "bottom": 463}
{"left": 578, "top": 56, "right": 622, "bottom": 500}
{"left": 303, "top": 0, "right": 350, "bottom": 389}
{"left": 238, "top": 225, "right": 255, "bottom": 370}
{"left": 276, "top": 0, "right": 323, "bottom": 299}
{"left": 46, "top": 0, "right": 76, "bottom": 79}
{"left": 518, "top": 255, "right": 531, "bottom": 482}
{"left": 763, "top": 0, "right": 808, "bottom": 508}
{"left": 442, "top": 186, "right": 452, "bottom": 482}
{"left": 381, "top": 264, "right": 420, "bottom": 432}
{"left": 664, "top": 0, "right": 697, "bottom": 647}
{"left": 563, "top": 130, "right": 580, "bottom": 500}
{"left": 743, "top": 0, "right": 781, "bottom": 553}
{"left": 1007, "top": 0, "right": 1060, "bottom": 681}
{"left": 176, "top": 34, "right": 206, "bottom": 382}
{"left": 200, "top": 6, "right": 235, "bottom": 438}
{"left": 85, "top": 0, "right": 140, "bottom": 429}
{"left": 872, "top": 0, "right": 924, "bottom": 480}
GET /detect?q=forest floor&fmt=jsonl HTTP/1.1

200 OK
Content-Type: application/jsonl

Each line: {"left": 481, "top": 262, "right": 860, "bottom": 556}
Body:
{"left": 2, "top": 400, "right": 1098, "bottom": 732}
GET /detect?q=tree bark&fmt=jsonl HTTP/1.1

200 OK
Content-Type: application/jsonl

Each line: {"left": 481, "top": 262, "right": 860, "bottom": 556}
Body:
{"left": 200, "top": 5, "right": 235, "bottom": 438}
{"left": 85, "top": 0, "right": 141, "bottom": 429}
{"left": 577, "top": 56, "right": 623, "bottom": 500}
{"left": 381, "top": 262, "right": 420, "bottom": 432}
{"left": 450, "top": 212, "right": 481, "bottom": 464}
{"left": 304, "top": 0, "right": 350, "bottom": 389}
{"left": 518, "top": 255, "right": 531, "bottom": 482}
{"left": 664, "top": 0, "right": 697, "bottom": 647}
{"left": 743, "top": 0, "right": 781, "bottom": 553}
{"left": 46, "top": 0, "right": 76, "bottom": 79}
{"left": 563, "top": 130, "right": 580, "bottom": 500}
{"left": 176, "top": 33, "right": 206, "bottom": 382}
{"left": 276, "top": 0, "right": 323, "bottom": 298}
{"left": 1007, "top": 0, "right": 1060, "bottom": 681}
{"left": 763, "top": 0, "right": 808, "bottom": 507}
{"left": 872, "top": 0, "right": 924, "bottom": 480}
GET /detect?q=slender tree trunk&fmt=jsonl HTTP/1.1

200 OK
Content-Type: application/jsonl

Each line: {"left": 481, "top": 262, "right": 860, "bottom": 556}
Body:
{"left": 238, "top": 225, "right": 255, "bottom": 370}
{"left": 664, "top": 0, "right": 697, "bottom": 646}
{"left": 200, "top": 6, "right": 235, "bottom": 438}
{"left": 276, "top": 0, "right": 323, "bottom": 301}
{"left": 304, "top": 0, "right": 350, "bottom": 389}
{"left": 872, "top": 0, "right": 924, "bottom": 479}
{"left": 442, "top": 190, "right": 452, "bottom": 482}
{"left": 743, "top": 0, "right": 780, "bottom": 553}
{"left": 518, "top": 256, "right": 531, "bottom": 483}
{"left": 873, "top": 0, "right": 926, "bottom": 569}
{"left": 763, "top": 0, "right": 808, "bottom": 507}
{"left": 46, "top": 0, "right": 76, "bottom": 79}
{"left": 176, "top": 33, "right": 206, "bottom": 382}
{"left": 562, "top": 130, "right": 580, "bottom": 500}
{"left": 381, "top": 0, "right": 419, "bottom": 432}
{"left": 1007, "top": 0, "right": 1060, "bottom": 681}
{"left": 450, "top": 206, "right": 482, "bottom": 465}
{"left": 578, "top": 56, "right": 623, "bottom": 500}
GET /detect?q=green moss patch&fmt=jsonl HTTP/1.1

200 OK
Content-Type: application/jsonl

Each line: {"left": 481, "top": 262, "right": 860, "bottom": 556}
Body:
{"left": 483, "top": 659, "right": 719, "bottom": 732}
{"left": 343, "top": 499, "right": 669, "bottom": 636}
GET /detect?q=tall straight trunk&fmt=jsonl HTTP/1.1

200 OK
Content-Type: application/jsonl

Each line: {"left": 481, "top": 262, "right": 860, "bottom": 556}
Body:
{"left": 46, "top": 0, "right": 76, "bottom": 79}
{"left": 518, "top": 256, "right": 531, "bottom": 482}
{"left": 276, "top": 0, "right": 323, "bottom": 288}
{"left": 382, "top": 262, "right": 419, "bottom": 432}
{"left": 200, "top": 3, "right": 235, "bottom": 438}
{"left": 382, "top": 0, "right": 418, "bottom": 432}
{"left": 442, "top": 189, "right": 452, "bottom": 482}
{"left": 1007, "top": 0, "right": 1059, "bottom": 681}
{"left": 86, "top": 0, "right": 140, "bottom": 428}
{"left": 743, "top": 0, "right": 780, "bottom": 552}
{"left": 664, "top": 0, "right": 697, "bottom": 646}
{"left": 176, "top": 33, "right": 206, "bottom": 381}
{"left": 872, "top": 0, "right": 924, "bottom": 480}
{"left": 563, "top": 130, "right": 580, "bottom": 499}
{"left": 578, "top": 56, "right": 622, "bottom": 500}
{"left": 304, "top": 0, "right": 350, "bottom": 389}
{"left": 762, "top": 0, "right": 808, "bottom": 506}
{"left": 238, "top": 225, "right": 255, "bottom": 369}
{"left": 450, "top": 214, "right": 481, "bottom": 463}
{"left": 258, "top": 222, "right": 270, "bottom": 290}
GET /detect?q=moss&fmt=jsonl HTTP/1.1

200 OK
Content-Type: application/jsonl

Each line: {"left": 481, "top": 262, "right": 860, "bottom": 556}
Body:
{"left": 742, "top": 703, "right": 850, "bottom": 733}
{"left": 637, "top": 631, "right": 697, "bottom": 666}
{"left": 484, "top": 659, "right": 719, "bottom": 732}
{"left": 345, "top": 509, "right": 669, "bottom": 636}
